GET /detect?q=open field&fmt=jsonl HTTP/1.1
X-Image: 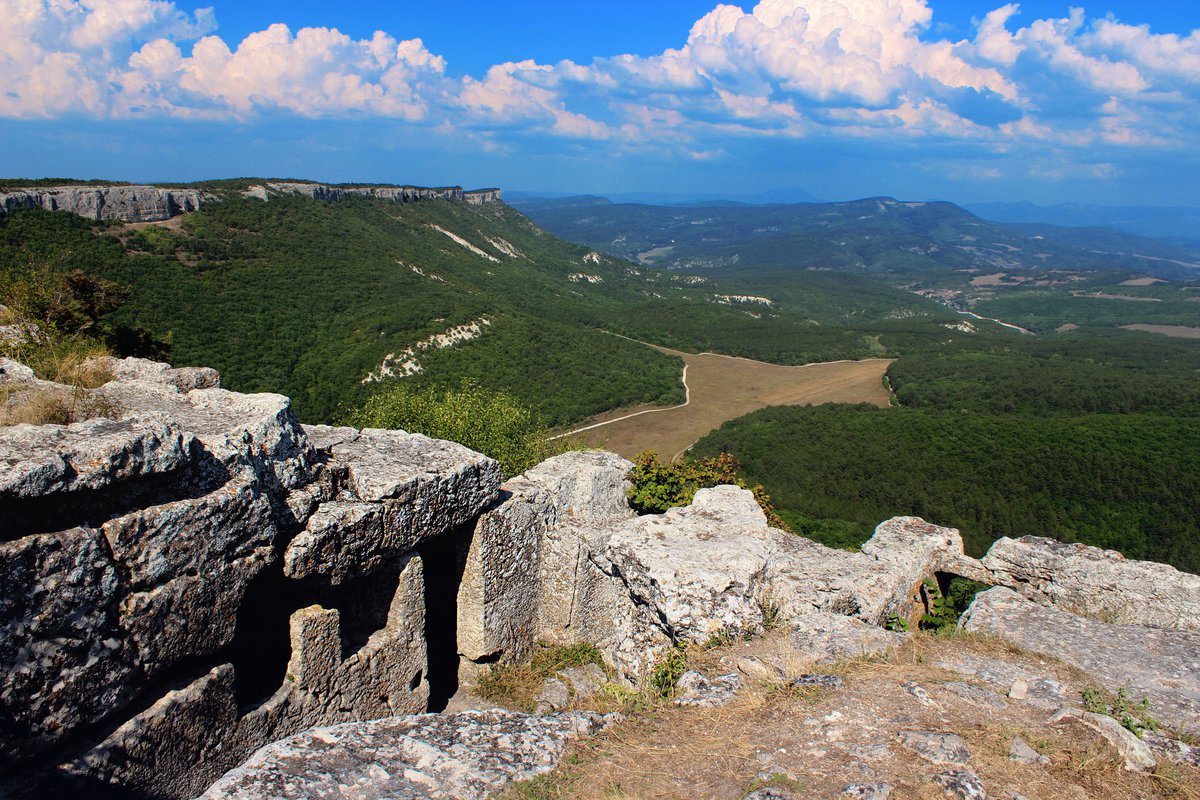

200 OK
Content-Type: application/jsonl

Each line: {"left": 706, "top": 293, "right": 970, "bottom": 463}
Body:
{"left": 1122, "top": 323, "right": 1200, "bottom": 338}
{"left": 566, "top": 345, "right": 893, "bottom": 460}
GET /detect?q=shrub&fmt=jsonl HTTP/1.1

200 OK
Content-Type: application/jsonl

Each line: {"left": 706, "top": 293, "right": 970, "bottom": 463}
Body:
{"left": 625, "top": 450, "right": 791, "bottom": 530}
{"left": 346, "top": 379, "right": 569, "bottom": 477}
{"left": 649, "top": 646, "right": 689, "bottom": 699}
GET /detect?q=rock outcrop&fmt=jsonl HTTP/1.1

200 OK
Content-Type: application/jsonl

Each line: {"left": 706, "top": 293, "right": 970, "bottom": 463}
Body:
{"left": 961, "top": 587, "right": 1200, "bottom": 736}
{"left": 0, "top": 357, "right": 500, "bottom": 798}
{"left": 460, "top": 488, "right": 968, "bottom": 681}
{"left": 970, "top": 536, "right": 1200, "bottom": 631}
{"left": 3, "top": 355, "right": 1199, "bottom": 799}
{"left": 244, "top": 182, "right": 502, "bottom": 206}
{"left": 0, "top": 181, "right": 502, "bottom": 224}
{"left": 0, "top": 185, "right": 204, "bottom": 222}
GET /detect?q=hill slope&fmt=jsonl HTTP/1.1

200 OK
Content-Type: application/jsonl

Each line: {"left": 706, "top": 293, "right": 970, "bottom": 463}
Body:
{"left": 0, "top": 182, "right": 958, "bottom": 423}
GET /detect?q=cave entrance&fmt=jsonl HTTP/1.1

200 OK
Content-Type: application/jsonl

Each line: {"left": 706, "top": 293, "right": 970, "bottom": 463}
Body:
{"left": 419, "top": 524, "right": 472, "bottom": 712}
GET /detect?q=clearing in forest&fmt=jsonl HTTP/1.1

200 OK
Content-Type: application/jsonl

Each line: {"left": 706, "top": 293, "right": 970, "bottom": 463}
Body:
{"left": 1121, "top": 323, "right": 1200, "bottom": 339}
{"left": 565, "top": 345, "right": 893, "bottom": 460}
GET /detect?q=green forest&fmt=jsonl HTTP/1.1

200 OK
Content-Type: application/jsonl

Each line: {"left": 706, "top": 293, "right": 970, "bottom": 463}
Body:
{"left": 692, "top": 331, "right": 1200, "bottom": 573}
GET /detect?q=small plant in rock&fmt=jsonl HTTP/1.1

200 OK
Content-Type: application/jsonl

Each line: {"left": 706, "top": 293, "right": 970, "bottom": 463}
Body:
{"left": 1081, "top": 687, "right": 1159, "bottom": 737}
{"left": 476, "top": 642, "right": 607, "bottom": 712}
{"left": 649, "top": 645, "right": 689, "bottom": 699}
{"left": 885, "top": 614, "right": 910, "bottom": 632}
{"left": 757, "top": 594, "right": 783, "bottom": 632}
{"left": 702, "top": 628, "right": 736, "bottom": 650}
{"left": 743, "top": 773, "right": 804, "bottom": 797}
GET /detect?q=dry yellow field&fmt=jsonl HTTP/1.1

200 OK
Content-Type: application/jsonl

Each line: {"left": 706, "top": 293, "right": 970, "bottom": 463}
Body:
{"left": 566, "top": 345, "right": 894, "bottom": 460}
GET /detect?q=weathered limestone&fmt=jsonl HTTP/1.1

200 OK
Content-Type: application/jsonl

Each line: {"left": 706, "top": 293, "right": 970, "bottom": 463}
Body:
{"left": 284, "top": 429, "right": 499, "bottom": 586}
{"left": 0, "top": 528, "right": 136, "bottom": 762}
{"left": 1050, "top": 708, "right": 1158, "bottom": 771}
{"left": 198, "top": 710, "right": 613, "bottom": 800}
{"left": 0, "top": 417, "right": 196, "bottom": 499}
{"left": 61, "top": 665, "right": 242, "bottom": 799}
{"left": 456, "top": 451, "right": 635, "bottom": 674}
{"left": 0, "top": 183, "right": 502, "bottom": 224}
{"left": 976, "top": 536, "right": 1200, "bottom": 631}
{"left": 247, "top": 182, "right": 502, "bottom": 206}
{"left": 0, "top": 185, "right": 204, "bottom": 221}
{"left": 0, "top": 357, "right": 502, "bottom": 798}
{"left": 961, "top": 587, "right": 1200, "bottom": 735}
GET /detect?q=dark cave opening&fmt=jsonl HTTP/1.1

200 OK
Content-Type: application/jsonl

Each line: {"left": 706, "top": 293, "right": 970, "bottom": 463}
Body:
{"left": 227, "top": 558, "right": 310, "bottom": 709}
{"left": 419, "top": 523, "right": 472, "bottom": 712}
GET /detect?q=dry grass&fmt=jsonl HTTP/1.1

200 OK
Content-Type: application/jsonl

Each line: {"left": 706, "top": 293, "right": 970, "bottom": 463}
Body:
{"left": 497, "top": 628, "right": 1200, "bottom": 800}
{"left": 0, "top": 385, "right": 114, "bottom": 426}
{"left": 571, "top": 346, "right": 893, "bottom": 460}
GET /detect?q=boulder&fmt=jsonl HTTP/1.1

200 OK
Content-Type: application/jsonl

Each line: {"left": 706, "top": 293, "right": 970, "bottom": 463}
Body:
{"left": 457, "top": 451, "right": 634, "bottom": 671}
{"left": 0, "top": 417, "right": 195, "bottom": 500}
{"left": 1050, "top": 709, "right": 1157, "bottom": 771}
{"left": 197, "top": 710, "right": 615, "bottom": 800}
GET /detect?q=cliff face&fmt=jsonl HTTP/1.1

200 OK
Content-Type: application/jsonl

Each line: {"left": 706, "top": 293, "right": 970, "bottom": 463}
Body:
{"left": 1, "top": 356, "right": 1197, "bottom": 800}
{"left": 0, "top": 185, "right": 205, "bottom": 222}
{"left": 0, "top": 182, "right": 503, "bottom": 223}
{"left": 243, "top": 182, "right": 501, "bottom": 205}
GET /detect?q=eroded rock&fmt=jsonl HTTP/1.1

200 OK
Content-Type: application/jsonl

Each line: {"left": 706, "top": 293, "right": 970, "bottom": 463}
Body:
{"left": 198, "top": 710, "right": 615, "bottom": 800}
{"left": 979, "top": 536, "right": 1200, "bottom": 631}
{"left": 962, "top": 587, "right": 1200, "bottom": 735}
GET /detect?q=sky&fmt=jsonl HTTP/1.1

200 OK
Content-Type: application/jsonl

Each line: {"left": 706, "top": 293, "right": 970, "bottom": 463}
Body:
{"left": 3, "top": 0, "right": 1200, "bottom": 205}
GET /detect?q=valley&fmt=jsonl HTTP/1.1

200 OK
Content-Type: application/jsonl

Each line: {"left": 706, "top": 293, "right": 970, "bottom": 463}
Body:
{"left": 3, "top": 180, "right": 1200, "bottom": 573}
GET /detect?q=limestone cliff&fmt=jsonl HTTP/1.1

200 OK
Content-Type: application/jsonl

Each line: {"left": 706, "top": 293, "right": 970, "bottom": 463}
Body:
{"left": 0, "top": 185, "right": 205, "bottom": 222}
{"left": 1, "top": 356, "right": 1197, "bottom": 800}
{"left": 0, "top": 181, "right": 502, "bottom": 223}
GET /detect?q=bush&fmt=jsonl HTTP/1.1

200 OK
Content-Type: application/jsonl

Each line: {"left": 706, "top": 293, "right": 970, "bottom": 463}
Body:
{"left": 625, "top": 450, "right": 791, "bottom": 530}
{"left": 346, "top": 379, "right": 568, "bottom": 477}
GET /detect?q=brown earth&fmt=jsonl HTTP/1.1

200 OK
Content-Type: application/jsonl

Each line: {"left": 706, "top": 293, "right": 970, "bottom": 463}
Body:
{"left": 1121, "top": 324, "right": 1200, "bottom": 339}
{"left": 565, "top": 346, "right": 893, "bottom": 460}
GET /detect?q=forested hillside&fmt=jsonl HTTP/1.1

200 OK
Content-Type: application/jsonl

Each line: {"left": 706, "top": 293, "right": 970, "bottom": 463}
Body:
{"left": 0, "top": 183, "right": 958, "bottom": 423}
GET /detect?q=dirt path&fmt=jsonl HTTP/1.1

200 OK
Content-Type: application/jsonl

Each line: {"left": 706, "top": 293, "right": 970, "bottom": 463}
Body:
{"left": 563, "top": 345, "right": 893, "bottom": 460}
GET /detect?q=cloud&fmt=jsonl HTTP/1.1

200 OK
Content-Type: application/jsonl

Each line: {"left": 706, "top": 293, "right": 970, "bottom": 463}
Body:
{"left": 2, "top": 0, "right": 1200, "bottom": 166}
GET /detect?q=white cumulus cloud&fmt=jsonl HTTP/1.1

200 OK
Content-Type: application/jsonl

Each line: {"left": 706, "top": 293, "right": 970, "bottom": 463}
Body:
{"left": 2, "top": 0, "right": 1200, "bottom": 164}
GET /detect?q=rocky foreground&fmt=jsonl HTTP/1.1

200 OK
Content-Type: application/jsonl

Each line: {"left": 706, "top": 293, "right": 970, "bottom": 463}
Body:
{"left": 1, "top": 357, "right": 1198, "bottom": 799}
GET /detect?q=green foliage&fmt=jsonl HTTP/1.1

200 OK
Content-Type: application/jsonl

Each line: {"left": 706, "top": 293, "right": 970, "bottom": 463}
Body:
{"left": 346, "top": 379, "right": 562, "bottom": 477}
{"left": 1081, "top": 688, "right": 1159, "bottom": 738}
{"left": 625, "top": 450, "right": 791, "bottom": 531}
{"left": 0, "top": 258, "right": 126, "bottom": 337}
{"left": 693, "top": 403, "right": 1200, "bottom": 573}
{"left": 884, "top": 614, "right": 910, "bottom": 633}
{"left": 649, "top": 646, "right": 689, "bottom": 699}
{"left": 888, "top": 334, "right": 1200, "bottom": 416}
{"left": 919, "top": 577, "right": 989, "bottom": 632}
{"left": 528, "top": 642, "right": 604, "bottom": 676}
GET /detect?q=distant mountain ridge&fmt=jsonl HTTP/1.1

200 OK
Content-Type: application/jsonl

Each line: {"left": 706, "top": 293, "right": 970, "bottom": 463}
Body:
{"left": 967, "top": 200, "right": 1200, "bottom": 242}
{"left": 519, "top": 194, "right": 1200, "bottom": 280}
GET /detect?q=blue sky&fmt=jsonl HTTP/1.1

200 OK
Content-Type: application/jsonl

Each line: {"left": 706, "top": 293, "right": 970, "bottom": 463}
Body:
{"left": 3, "top": 0, "right": 1200, "bottom": 205}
